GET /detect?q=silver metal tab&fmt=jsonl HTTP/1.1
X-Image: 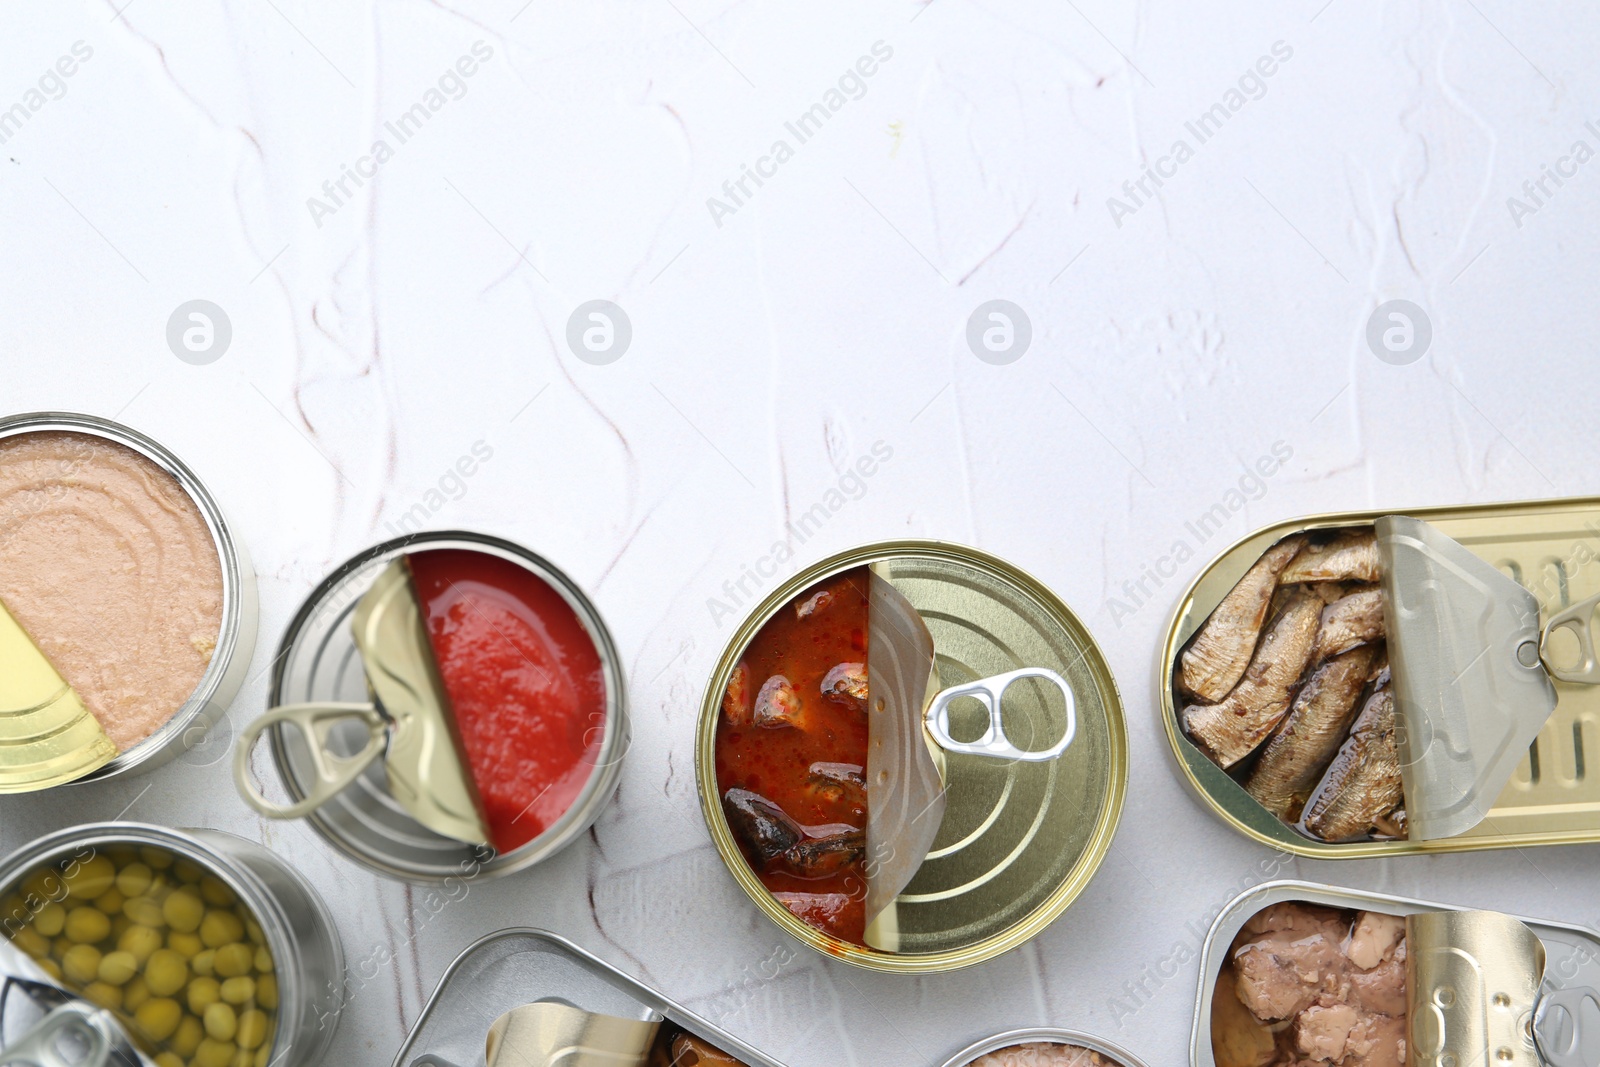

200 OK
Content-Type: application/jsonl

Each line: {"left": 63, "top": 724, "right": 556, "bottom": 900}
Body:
{"left": 1541, "top": 592, "right": 1600, "bottom": 684}
{"left": 924, "top": 667, "right": 1077, "bottom": 761}
{"left": 1536, "top": 986, "right": 1600, "bottom": 1067}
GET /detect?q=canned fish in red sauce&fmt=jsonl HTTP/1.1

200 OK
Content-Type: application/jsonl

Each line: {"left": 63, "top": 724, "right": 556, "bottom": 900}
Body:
{"left": 698, "top": 540, "right": 1128, "bottom": 973}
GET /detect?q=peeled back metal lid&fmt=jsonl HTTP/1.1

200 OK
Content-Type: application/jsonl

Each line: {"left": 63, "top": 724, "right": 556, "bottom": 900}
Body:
{"left": 829, "top": 546, "right": 1125, "bottom": 959}
{"left": 1377, "top": 516, "right": 1558, "bottom": 841}
{"left": 1408, "top": 909, "right": 1600, "bottom": 1067}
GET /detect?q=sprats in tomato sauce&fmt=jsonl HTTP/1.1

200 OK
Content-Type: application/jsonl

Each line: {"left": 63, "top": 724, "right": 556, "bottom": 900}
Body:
{"left": 407, "top": 549, "right": 605, "bottom": 854}
{"left": 714, "top": 567, "right": 871, "bottom": 944}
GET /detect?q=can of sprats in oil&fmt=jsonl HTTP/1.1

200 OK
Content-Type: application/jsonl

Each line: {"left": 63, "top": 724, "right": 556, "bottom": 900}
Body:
{"left": 246, "top": 530, "right": 628, "bottom": 883}
{"left": 938, "top": 1028, "right": 1151, "bottom": 1067}
{"left": 1161, "top": 498, "right": 1600, "bottom": 857}
{"left": 392, "top": 927, "right": 788, "bottom": 1067}
{"left": 1194, "top": 879, "right": 1600, "bottom": 1067}
{"left": 0, "top": 411, "right": 257, "bottom": 788}
{"left": 696, "top": 539, "right": 1128, "bottom": 973}
{"left": 0, "top": 822, "right": 345, "bottom": 1066}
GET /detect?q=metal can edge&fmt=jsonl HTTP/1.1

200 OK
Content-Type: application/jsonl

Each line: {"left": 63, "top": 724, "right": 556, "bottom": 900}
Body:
{"left": 1157, "top": 496, "right": 1600, "bottom": 859}
{"left": 937, "top": 1027, "right": 1152, "bottom": 1067}
{"left": 0, "top": 410, "right": 258, "bottom": 784}
{"left": 695, "top": 538, "right": 1129, "bottom": 974}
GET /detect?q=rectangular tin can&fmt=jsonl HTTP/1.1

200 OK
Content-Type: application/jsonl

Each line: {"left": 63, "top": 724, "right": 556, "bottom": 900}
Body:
{"left": 1160, "top": 497, "right": 1600, "bottom": 857}
{"left": 391, "top": 928, "right": 788, "bottom": 1067}
{"left": 1190, "top": 878, "right": 1600, "bottom": 1067}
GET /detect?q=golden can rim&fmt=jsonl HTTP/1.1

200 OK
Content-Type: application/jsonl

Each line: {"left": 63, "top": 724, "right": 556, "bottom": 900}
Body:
{"left": 1157, "top": 494, "right": 1600, "bottom": 859}
{"left": 695, "top": 538, "right": 1128, "bottom": 973}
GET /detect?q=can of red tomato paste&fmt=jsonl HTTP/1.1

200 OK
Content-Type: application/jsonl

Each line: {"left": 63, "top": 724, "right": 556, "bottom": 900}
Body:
{"left": 246, "top": 530, "right": 627, "bottom": 882}
{"left": 696, "top": 540, "right": 1128, "bottom": 973}
{"left": 1194, "top": 879, "right": 1600, "bottom": 1067}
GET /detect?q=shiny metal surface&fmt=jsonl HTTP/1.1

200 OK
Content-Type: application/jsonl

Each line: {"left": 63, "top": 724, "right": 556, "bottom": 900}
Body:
{"left": 697, "top": 540, "right": 1128, "bottom": 973}
{"left": 0, "top": 411, "right": 258, "bottom": 785}
{"left": 263, "top": 530, "right": 628, "bottom": 882}
{"left": 0, "top": 823, "right": 345, "bottom": 1067}
{"left": 1190, "top": 879, "right": 1600, "bottom": 1067}
{"left": 392, "top": 928, "right": 786, "bottom": 1067}
{"left": 1160, "top": 497, "right": 1600, "bottom": 856}
{"left": 936, "top": 1027, "right": 1150, "bottom": 1067}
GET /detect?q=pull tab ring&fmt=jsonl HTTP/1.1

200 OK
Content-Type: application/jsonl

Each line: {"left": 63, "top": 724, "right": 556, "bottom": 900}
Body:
{"left": 233, "top": 703, "right": 388, "bottom": 820}
{"left": 1535, "top": 985, "right": 1600, "bottom": 1067}
{"left": 1542, "top": 592, "right": 1600, "bottom": 684}
{"left": 0, "top": 1002, "right": 115, "bottom": 1067}
{"left": 924, "top": 667, "right": 1077, "bottom": 762}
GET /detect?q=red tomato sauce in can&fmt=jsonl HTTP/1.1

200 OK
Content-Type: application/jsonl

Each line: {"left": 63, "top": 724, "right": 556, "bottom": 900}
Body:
{"left": 714, "top": 567, "right": 871, "bottom": 944}
{"left": 407, "top": 549, "right": 605, "bottom": 854}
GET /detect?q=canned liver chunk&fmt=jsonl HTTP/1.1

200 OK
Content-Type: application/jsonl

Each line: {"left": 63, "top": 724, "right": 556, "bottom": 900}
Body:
{"left": 968, "top": 1044, "right": 1123, "bottom": 1066}
{"left": 2, "top": 844, "right": 278, "bottom": 1065}
{"left": 1212, "top": 901, "right": 1405, "bottom": 1067}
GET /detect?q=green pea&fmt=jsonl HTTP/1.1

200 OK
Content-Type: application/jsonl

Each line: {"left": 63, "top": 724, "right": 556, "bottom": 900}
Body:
{"left": 144, "top": 947, "right": 189, "bottom": 996}
{"left": 64, "top": 906, "right": 111, "bottom": 944}
{"left": 97, "top": 950, "right": 139, "bottom": 985}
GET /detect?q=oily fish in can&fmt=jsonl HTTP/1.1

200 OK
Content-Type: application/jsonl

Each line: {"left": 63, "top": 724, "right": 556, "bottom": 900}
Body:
{"left": 0, "top": 424, "right": 227, "bottom": 791}
{"left": 703, "top": 542, "right": 1126, "bottom": 968}
{"left": 1, "top": 846, "right": 279, "bottom": 1067}
{"left": 1202, "top": 880, "right": 1600, "bottom": 1067}
{"left": 1167, "top": 501, "right": 1600, "bottom": 853}
{"left": 236, "top": 544, "right": 608, "bottom": 856}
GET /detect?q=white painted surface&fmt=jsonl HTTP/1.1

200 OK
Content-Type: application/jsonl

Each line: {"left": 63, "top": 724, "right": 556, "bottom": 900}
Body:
{"left": 2, "top": 1, "right": 1595, "bottom": 1064}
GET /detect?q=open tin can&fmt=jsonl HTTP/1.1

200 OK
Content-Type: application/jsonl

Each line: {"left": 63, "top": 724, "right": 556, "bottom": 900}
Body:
{"left": 0, "top": 822, "right": 344, "bottom": 1066}
{"left": 0, "top": 411, "right": 257, "bottom": 790}
{"left": 697, "top": 540, "right": 1128, "bottom": 973}
{"left": 1161, "top": 498, "right": 1600, "bottom": 857}
{"left": 237, "top": 531, "right": 627, "bottom": 883}
{"left": 392, "top": 927, "right": 786, "bottom": 1067}
{"left": 1194, "top": 879, "right": 1600, "bottom": 1067}
{"left": 939, "top": 1028, "right": 1150, "bottom": 1067}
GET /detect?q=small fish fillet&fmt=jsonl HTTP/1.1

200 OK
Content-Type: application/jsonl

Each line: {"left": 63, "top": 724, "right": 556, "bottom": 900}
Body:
{"left": 1304, "top": 682, "right": 1403, "bottom": 841}
{"left": 1182, "top": 590, "right": 1324, "bottom": 767}
{"left": 1281, "top": 529, "right": 1379, "bottom": 584}
{"left": 1245, "top": 645, "right": 1377, "bottom": 819}
{"left": 1309, "top": 586, "right": 1385, "bottom": 660}
{"left": 1181, "top": 536, "right": 1306, "bottom": 702}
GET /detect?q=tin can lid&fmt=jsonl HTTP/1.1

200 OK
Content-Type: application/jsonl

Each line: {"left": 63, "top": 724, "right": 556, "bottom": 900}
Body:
{"left": 700, "top": 540, "right": 1128, "bottom": 971}
{"left": 265, "top": 531, "right": 626, "bottom": 882}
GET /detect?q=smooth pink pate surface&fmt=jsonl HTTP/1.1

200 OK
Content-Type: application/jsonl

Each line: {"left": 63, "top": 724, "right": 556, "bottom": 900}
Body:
{"left": 0, "top": 431, "right": 223, "bottom": 751}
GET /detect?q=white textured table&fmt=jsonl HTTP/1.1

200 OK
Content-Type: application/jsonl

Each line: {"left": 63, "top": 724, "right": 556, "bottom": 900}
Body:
{"left": 4, "top": 2, "right": 1596, "bottom": 1064}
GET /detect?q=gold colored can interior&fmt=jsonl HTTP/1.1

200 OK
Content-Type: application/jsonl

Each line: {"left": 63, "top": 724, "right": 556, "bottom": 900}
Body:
{"left": 1160, "top": 495, "right": 1600, "bottom": 857}
{"left": 696, "top": 540, "right": 1127, "bottom": 973}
